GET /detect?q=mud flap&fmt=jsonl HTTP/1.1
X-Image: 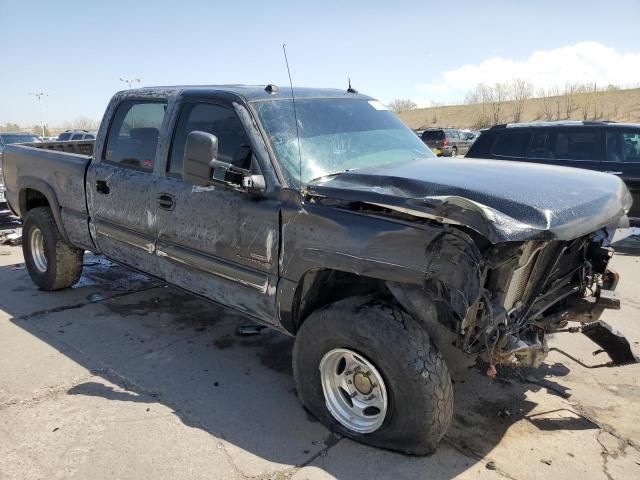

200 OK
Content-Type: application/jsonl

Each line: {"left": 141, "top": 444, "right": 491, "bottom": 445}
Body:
{"left": 581, "top": 320, "right": 640, "bottom": 366}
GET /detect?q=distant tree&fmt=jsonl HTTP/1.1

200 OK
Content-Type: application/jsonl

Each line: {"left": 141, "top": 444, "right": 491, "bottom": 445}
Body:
{"left": 73, "top": 116, "right": 100, "bottom": 130}
{"left": 3, "top": 122, "right": 21, "bottom": 132}
{"left": 563, "top": 83, "right": 579, "bottom": 119}
{"left": 487, "top": 82, "right": 509, "bottom": 125}
{"left": 510, "top": 78, "right": 533, "bottom": 122}
{"left": 465, "top": 83, "right": 492, "bottom": 128}
{"left": 387, "top": 99, "right": 417, "bottom": 114}
{"left": 538, "top": 87, "right": 555, "bottom": 121}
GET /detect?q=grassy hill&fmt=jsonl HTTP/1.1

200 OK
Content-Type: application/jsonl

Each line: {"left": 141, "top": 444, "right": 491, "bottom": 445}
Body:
{"left": 398, "top": 87, "right": 640, "bottom": 130}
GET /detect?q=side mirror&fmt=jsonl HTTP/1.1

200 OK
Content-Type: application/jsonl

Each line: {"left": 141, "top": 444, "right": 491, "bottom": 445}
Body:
{"left": 182, "top": 131, "right": 218, "bottom": 186}
{"left": 181, "top": 130, "right": 266, "bottom": 194}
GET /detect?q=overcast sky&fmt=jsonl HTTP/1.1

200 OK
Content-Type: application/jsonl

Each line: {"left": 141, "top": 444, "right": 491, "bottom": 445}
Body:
{"left": 1, "top": 0, "right": 639, "bottom": 125}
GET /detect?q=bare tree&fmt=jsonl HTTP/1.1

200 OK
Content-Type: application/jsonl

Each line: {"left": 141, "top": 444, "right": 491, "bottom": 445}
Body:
{"left": 73, "top": 117, "right": 100, "bottom": 130}
{"left": 576, "top": 82, "right": 597, "bottom": 120}
{"left": 538, "top": 87, "right": 555, "bottom": 121}
{"left": 487, "top": 82, "right": 509, "bottom": 125}
{"left": 387, "top": 99, "right": 417, "bottom": 114}
{"left": 563, "top": 83, "right": 579, "bottom": 119}
{"left": 510, "top": 78, "right": 533, "bottom": 122}
{"left": 465, "top": 83, "right": 491, "bottom": 128}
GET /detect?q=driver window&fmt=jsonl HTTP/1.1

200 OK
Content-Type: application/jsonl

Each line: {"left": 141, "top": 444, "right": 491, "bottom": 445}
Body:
{"left": 168, "top": 103, "right": 251, "bottom": 178}
{"left": 606, "top": 131, "right": 640, "bottom": 163}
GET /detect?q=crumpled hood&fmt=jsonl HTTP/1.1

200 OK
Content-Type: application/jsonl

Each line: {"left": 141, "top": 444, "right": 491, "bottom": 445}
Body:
{"left": 306, "top": 157, "right": 632, "bottom": 243}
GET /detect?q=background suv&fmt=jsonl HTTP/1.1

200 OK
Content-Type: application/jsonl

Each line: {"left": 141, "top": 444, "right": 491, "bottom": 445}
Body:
{"left": 467, "top": 121, "right": 640, "bottom": 220}
{"left": 421, "top": 128, "right": 471, "bottom": 157}
{"left": 56, "top": 130, "right": 96, "bottom": 141}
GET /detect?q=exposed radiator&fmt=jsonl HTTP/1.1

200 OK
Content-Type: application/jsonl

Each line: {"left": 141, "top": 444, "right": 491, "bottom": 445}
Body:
{"left": 503, "top": 242, "right": 546, "bottom": 311}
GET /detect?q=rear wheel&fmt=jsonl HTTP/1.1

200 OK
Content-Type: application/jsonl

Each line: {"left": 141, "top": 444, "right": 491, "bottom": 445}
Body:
{"left": 293, "top": 297, "right": 453, "bottom": 455}
{"left": 451, "top": 147, "right": 458, "bottom": 157}
{"left": 22, "top": 207, "right": 84, "bottom": 290}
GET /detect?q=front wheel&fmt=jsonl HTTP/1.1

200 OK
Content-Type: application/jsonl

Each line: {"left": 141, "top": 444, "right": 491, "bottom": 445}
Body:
{"left": 22, "top": 207, "right": 84, "bottom": 290}
{"left": 451, "top": 147, "right": 458, "bottom": 157}
{"left": 293, "top": 297, "right": 453, "bottom": 455}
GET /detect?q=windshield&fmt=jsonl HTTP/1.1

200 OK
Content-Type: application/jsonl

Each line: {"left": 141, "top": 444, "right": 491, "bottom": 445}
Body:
{"left": 0, "top": 134, "right": 40, "bottom": 145}
{"left": 254, "top": 98, "right": 434, "bottom": 186}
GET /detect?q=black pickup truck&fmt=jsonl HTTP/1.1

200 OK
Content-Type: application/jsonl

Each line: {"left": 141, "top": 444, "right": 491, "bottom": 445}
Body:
{"left": 2, "top": 85, "right": 636, "bottom": 455}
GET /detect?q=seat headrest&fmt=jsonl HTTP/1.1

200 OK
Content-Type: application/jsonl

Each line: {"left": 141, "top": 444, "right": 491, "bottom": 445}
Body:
{"left": 130, "top": 127, "right": 159, "bottom": 141}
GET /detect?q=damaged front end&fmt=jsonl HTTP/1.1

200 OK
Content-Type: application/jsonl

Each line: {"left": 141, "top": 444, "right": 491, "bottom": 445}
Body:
{"left": 391, "top": 226, "right": 637, "bottom": 374}
{"left": 455, "top": 229, "right": 635, "bottom": 370}
{"left": 304, "top": 159, "right": 636, "bottom": 372}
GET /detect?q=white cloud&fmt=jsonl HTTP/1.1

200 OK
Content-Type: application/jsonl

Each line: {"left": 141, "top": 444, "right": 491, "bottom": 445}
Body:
{"left": 417, "top": 42, "right": 640, "bottom": 105}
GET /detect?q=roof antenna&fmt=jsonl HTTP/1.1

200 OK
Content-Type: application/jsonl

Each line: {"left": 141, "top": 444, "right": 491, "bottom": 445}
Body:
{"left": 347, "top": 77, "right": 358, "bottom": 94}
{"left": 282, "top": 44, "right": 303, "bottom": 191}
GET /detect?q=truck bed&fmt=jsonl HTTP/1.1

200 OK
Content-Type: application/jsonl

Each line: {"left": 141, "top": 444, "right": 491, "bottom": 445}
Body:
{"left": 2, "top": 143, "right": 93, "bottom": 248}
{"left": 32, "top": 139, "right": 94, "bottom": 157}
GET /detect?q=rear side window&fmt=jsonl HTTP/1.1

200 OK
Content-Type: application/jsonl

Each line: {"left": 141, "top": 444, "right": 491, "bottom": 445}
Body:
{"left": 528, "top": 131, "right": 552, "bottom": 158}
{"left": 103, "top": 100, "right": 167, "bottom": 171}
{"left": 58, "top": 132, "right": 72, "bottom": 141}
{"left": 492, "top": 132, "right": 531, "bottom": 157}
{"left": 606, "top": 130, "right": 640, "bottom": 163}
{"left": 422, "top": 130, "right": 444, "bottom": 141}
{"left": 466, "top": 132, "right": 495, "bottom": 157}
{"left": 167, "top": 102, "right": 251, "bottom": 178}
{"left": 71, "top": 133, "right": 83, "bottom": 140}
{"left": 554, "top": 131, "right": 598, "bottom": 160}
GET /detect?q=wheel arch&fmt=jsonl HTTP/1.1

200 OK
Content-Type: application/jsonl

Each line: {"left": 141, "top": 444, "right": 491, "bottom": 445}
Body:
{"left": 18, "top": 178, "right": 71, "bottom": 244}
{"left": 281, "top": 268, "right": 393, "bottom": 334}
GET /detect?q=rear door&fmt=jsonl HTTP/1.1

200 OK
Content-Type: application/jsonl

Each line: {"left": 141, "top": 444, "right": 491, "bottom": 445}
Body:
{"left": 525, "top": 128, "right": 602, "bottom": 172}
{"left": 490, "top": 130, "right": 532, "bottom": 161}
{"left": 603, "top": 129, "right": 640, "bottom": 217}
{"left": 86, "top": 99, "right": 168, "bottom": 277}
{"left": 153, "top": 99, "right": 281, "bottom": 323}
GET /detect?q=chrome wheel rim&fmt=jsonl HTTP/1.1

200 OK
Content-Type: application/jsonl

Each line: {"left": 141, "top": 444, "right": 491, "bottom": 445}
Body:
{"left": 319, "top": 348, "right": 388, "bottom": 433}
{"left": 29, "top": 227, "right": 47, "bottom": 273}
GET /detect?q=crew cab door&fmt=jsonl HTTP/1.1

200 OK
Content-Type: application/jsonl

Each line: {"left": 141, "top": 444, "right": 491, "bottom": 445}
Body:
{"left": 86, "top": 99, "right": 168, "bottom": 277}
{"left": 153, "top": 100, "right": 280, "bottom": 323}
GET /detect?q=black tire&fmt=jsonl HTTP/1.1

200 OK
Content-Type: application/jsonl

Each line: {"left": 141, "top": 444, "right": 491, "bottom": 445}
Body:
{"left": 451, "top": 147, "right": 458, "bottom": 157}
{"left": 293, "top": 297, "right": 453, "bottom": 455}
{"left": 22, "top": 207, "right": 84, "bottom": 291}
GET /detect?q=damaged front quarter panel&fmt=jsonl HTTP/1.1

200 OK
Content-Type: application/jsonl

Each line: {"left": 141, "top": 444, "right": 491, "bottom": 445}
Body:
{"left": 301, "top": 173, "right": 630, "bottom": 373}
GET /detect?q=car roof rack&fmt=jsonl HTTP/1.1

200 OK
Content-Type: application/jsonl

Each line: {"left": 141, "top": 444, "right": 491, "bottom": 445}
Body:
{"left": 491, "top": 120, "right": 616, "bottom": 130}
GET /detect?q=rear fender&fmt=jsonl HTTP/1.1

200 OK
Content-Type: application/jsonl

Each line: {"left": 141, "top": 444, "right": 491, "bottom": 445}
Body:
{"left": 18, "top": 177, "right": 71, "bottom": 244}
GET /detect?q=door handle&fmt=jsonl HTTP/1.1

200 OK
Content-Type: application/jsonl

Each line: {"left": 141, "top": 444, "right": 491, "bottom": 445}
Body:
{"left": 96, "top": 180, "right": 110, "bottom": 194}
{"left": 157, "top": 193, "right": 175, "bottom": 211}
{"left": 604, "top": 171, "right": 623, "bottom": 175}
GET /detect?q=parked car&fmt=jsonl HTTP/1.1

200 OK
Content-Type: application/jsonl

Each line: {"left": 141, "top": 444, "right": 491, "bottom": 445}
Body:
{"left": 421, "top": 128, "right": 472, "bottom": 157}
{"left": 56, "top": 130, "right": 96, "bottom": 141}
{"left": 466, "top": 121, "right": 640, "bottom": 221}
{"left": 461, "top": 130, "right": 480, "bottom": 142}
{"left": 2, "top": 86, "right": 634, "bottom": 455}
{"left": 0, "top": 133, "right": 41, "bottom": 205}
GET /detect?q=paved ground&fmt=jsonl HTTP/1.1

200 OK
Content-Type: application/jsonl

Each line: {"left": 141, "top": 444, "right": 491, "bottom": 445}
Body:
{"left": 1, "top": 211, "right": 639, "bottom": 480}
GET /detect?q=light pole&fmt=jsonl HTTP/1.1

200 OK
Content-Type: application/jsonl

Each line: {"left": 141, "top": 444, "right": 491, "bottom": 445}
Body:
{"left": 119, "top": 77, "right": 140, "bottom": 89}
{"left": 31, "top": 92, "right": 47, "bottom": 137}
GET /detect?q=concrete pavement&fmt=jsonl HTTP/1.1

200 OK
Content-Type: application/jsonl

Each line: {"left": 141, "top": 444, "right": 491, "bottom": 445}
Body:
{"left": 1, "top": 225, "right": 639, "bottom": 480}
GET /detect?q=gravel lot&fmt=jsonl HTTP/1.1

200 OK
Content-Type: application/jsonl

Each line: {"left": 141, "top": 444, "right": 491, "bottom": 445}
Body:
{"left": 1, "top": 210, "right": 639, "bottom": 480}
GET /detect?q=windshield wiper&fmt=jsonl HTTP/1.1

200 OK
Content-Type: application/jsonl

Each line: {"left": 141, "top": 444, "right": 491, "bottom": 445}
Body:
{"left": 308, "top": 169, "right": 354, "bottom": 184}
